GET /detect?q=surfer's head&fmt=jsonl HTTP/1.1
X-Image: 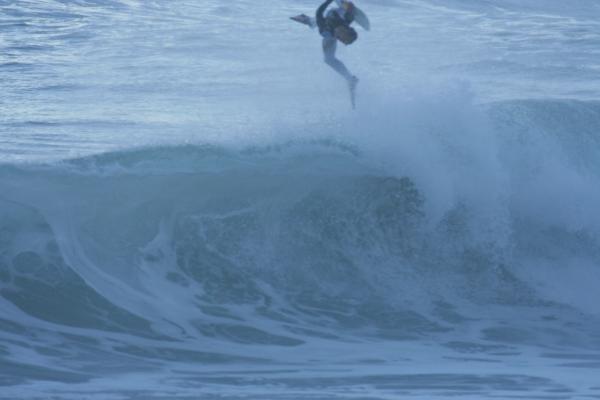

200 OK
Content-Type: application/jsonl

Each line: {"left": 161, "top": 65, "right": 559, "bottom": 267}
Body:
{"left": 341, "top": 1, "right": 355, "bottom": 12}
{"left": 335, "top": 25, "right": 357, "bottom": 45}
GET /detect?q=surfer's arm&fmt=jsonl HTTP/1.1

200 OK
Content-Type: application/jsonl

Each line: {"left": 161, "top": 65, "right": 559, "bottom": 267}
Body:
{"left": 316, "top": 0, "right": 335, "bottom": 31}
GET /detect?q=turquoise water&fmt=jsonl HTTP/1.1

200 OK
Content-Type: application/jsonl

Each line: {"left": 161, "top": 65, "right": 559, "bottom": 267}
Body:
{"left": 2, "top": 1, "right": 600, "bottom": 399}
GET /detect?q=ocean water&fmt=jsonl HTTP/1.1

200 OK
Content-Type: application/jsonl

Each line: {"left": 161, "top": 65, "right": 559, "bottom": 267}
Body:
{"left": 2, "top": 0, "right": 600, "bottom": 399}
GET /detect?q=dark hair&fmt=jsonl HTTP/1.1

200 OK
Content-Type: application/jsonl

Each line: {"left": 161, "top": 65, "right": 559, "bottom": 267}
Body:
{"left": 336, "top": 25, "right": 358, "bottom": 44}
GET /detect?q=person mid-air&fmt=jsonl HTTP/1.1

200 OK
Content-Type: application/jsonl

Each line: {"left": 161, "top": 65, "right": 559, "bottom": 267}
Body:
{"left": 291, "top": 0, "right": 370, "bottom": 108}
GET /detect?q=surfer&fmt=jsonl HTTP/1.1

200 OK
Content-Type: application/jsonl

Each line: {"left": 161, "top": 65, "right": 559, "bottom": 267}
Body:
{"left": 292, "top": 0, "right": 367, "bottom": 107}
{"left": 317, "top": 0, "right": 358, "bottom": 90}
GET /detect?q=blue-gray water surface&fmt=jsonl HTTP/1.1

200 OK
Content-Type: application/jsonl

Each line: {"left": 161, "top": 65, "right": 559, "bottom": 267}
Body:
{"left": 2, "top": 1, "right": 600, "bottom": 399}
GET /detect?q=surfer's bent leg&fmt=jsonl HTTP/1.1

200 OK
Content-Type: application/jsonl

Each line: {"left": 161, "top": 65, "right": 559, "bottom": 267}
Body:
{"left": 322, "top": 37, "right": 353, "bottom": 82}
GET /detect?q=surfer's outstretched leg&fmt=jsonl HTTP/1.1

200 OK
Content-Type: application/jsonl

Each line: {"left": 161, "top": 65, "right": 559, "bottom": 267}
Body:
{"left": 322, "top": 37, "right": 355, "bottom": 83}
{"left": 322, "top": 36, "right": 358, "bottom": 108}
{"left": 290, "top": 14, "right": 316, "bottom": 28}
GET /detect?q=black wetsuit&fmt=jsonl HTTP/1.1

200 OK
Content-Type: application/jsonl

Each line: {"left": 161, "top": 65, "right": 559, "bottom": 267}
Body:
{"left": 316, "top": 0, "right": 354, "bottom": 38}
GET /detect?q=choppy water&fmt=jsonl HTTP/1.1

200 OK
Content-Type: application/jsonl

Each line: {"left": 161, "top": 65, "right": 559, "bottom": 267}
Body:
{"left": 2, "top": 1, "right": 600, "bottom": 399}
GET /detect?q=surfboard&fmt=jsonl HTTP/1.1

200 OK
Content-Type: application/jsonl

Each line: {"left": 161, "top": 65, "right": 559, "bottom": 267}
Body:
{"left": 353, "top": 6, "right": 370, "bottom": 31}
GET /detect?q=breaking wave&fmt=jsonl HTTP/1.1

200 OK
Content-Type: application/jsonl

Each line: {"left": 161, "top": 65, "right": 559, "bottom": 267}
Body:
{"left": 2, "top": 98, "right": 600, "bottom": 351}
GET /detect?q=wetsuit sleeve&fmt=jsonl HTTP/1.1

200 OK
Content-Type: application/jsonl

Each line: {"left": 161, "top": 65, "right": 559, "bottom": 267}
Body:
{"left": 316, "top": 0, "right": 335, "bottom": 32}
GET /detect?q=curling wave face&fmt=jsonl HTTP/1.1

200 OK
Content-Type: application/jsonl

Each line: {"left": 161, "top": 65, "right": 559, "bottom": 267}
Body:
{"left": 1, "top": 125, "right": 600, "bottom": 340}
{"left": 1, "top": 132, "right": 600, "bottom": 398}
